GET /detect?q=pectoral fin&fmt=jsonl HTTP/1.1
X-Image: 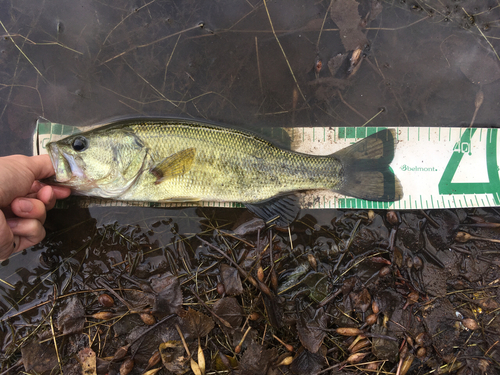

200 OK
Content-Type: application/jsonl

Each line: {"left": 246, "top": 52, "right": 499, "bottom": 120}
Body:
{"left": 151, "top": 148, "right": 196, "bottom": 184}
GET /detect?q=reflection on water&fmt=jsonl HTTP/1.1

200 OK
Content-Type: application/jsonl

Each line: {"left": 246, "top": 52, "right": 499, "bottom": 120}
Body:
{"left": 1, "top": 0, "right": 500, "bottom": 156}
{"left": 1, "top": 0, "right": 500, "bottom": 354}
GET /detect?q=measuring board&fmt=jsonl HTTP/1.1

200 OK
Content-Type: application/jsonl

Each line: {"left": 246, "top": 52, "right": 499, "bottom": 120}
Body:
{"left": 34, "top": 119, "right": 500, "bottom": 210}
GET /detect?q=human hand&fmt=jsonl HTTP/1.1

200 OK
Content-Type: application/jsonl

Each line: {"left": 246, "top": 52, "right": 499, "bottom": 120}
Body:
{"left": 0, "top": 154, "right": 71, "bottom": 261}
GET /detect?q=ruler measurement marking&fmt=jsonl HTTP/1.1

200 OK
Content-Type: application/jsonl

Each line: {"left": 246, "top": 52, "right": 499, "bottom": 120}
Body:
{"left": 37, "top": 122, "right": 500, "bottom": 210}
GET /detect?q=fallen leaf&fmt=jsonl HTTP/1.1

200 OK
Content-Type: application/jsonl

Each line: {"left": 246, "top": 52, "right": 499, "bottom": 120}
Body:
{"left": 151, "top": 274, "right": 183, "bottom": 317}
{"left": 289, "top": 347, "right": 327, "bottom": 374}
{"left": 159, "top": 341, "right": 190, "bottom": 375}
{"left": 220, "top": 264, "right": 244, "bottom": 296}
{"left": 57, "top": 297, "right": 85, "bottom": 335}
{"left": 239, "top": 341, "right": 277, "bottom": 375}
{"left": 21, "top": 339, "right": 58, "bottom": 374}
{"left": 78, "top": 348, "right": 97, "bottom": 375}
{"left": 181, "top": 308, "right": 215, "bottom": 338}
{"left": 212, "top": 297, "right": 243, "bottom": 329}
{"left": 296, "top": 307, "right": 328, "bottom": 353}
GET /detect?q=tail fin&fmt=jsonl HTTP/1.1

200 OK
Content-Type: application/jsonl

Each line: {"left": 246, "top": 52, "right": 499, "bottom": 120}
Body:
{"left": 334, "top": 129, "right": 403, "bottom": 201}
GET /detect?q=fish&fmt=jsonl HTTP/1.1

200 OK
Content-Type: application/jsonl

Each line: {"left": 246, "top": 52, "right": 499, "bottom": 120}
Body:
{"left": 46, "top": 118, "right": 403, "bottom": 226}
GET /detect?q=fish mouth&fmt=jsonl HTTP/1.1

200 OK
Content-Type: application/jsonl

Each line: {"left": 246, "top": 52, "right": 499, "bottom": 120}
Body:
{"left": 47, "top": 143, "right": 85, "bottom": 183}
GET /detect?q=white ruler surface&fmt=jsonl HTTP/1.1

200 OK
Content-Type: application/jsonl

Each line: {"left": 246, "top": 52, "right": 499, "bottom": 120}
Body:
{"left": 34, "top": 120, "right": 500, "bottom": 210}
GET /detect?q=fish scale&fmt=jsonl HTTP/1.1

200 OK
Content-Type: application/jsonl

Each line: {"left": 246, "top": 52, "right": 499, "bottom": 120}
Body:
{"left": 125, "top": 121, "right": 342, "bottom": 203}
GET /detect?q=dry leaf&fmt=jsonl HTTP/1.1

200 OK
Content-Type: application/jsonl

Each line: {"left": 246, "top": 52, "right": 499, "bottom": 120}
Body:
{"left": 78, "top": 347, "right": 97, "bottom": 375}
{"left": 212, "top": 297, "right": 243, "bottom": 329}
{"left": 296, "top": 307, "right": 328, "bottom": 353}
{"left": 57, "top": 297, "right": 85, "bottom": 335}
{"left": 239, "top": 341, "right": 277, "bottom": 375}
{"left": 159, "top": 341, "right": 190, "bottom": 375}
{"left": 181, "top": 308, "right": 215, "bottom": 338}
{"left": 220, "top": 264, "right": 244, "bottom": 296}
{"left": 151, "top": 274, "right": 183, "bottom": 317}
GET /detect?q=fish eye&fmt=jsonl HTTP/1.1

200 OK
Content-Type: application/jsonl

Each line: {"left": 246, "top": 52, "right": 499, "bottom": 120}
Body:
{"left": 72, "top": 136, "right": 88, "bottom": 152}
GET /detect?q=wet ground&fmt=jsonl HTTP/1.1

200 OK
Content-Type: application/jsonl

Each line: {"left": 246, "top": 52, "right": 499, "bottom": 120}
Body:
{"left": 1, "top": 0, "right": 500, "bottom": 374}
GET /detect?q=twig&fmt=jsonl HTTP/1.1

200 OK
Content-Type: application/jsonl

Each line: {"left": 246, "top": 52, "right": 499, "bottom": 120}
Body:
{"left": 262, "top": 0, "right": 309, "bottom": 107}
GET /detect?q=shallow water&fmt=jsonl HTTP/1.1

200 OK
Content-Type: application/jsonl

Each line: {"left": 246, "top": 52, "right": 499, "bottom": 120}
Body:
{"left": 1, "top": 2, "right": 500, "bottom": 368}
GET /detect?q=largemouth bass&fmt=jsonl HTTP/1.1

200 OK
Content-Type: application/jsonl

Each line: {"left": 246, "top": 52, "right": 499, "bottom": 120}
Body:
{"left": 47, "top": 119, "right": 402, "bottom": 224}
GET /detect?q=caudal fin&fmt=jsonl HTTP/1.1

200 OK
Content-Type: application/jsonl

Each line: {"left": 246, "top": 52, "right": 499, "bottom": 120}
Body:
{"left": 334, "top": 129, "right": 403, "bottom": 201}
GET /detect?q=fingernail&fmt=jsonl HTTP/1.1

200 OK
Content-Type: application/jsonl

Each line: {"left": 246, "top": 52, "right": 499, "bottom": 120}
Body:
{"left": 18, "top": 199, "right": 34, "bottom": 213}
{"left": 7, "top": 220, "right": 18, "bottom": 229}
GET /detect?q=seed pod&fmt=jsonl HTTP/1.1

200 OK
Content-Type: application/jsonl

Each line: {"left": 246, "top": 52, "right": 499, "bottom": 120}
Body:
{"left": 91, "top": 312, "right": 115, "bottom": 320}
{"left": 113, "top": 344, "right": 131, "bottom": 361}
{"left": 400, "top": 354, "right": 414, "bottom": 375}
{"left": 365, "top": 362, "right": 378, "bottom": 371}
{"left": 365, "top": 313, "right": 377, "bottom": 326}
{"left": 347, "top": 352, "right": 369, "bottom": 364}
{"left": 248, "top": 312, "right": 260, "bottom": 321}
{"left": 462, "top": 318, "right": 479, "bottom": 330}
{"left": 257, "top": 265, "right": 265, "bottom": 282}
{"left": 146, "top": 351, "right": 161, "bottom": 369}
{"left": 406, "top": 256, "right": 413, "bottom": 269}
{"left": 372, "top": 300, "right": 380, "bottom": 314}
{"left": 455, "top": 231, "right": 472, "bottom": 243}
{"left": 335, "top": 327, "right": 364, "bottom": 336}
{"left": 98, "top": 294, "right": 115, "bottom": 307}
{"left": 406, "top": 336, "right": 414, "bottom": 347}
{"left": 400, "top": 343, "right": 408, "bottom": 359}
{"left": 119, "top": 358, "right": 134, "bottom": 375}
{"left": 307, "top": 254, "right": 317, "bottom": 271}
{"left": 350, "top": 339, "right": 370, "bottom": 353}
{"left": 416, "top": 347, "right": 426, "bottom": 359}
{"left": 407, "top": 291, "right": 419, "bottom": 303}
{"left": 415, "top": 332, "right": 431, "bottom": 347}
{"left": 386, "top": 211, "right": 399, "bottom": 226}
{"left": 277, "top": 356, "right": 293, "bottom": 366}
{"left": 379, "top": 266, "right": 391, "bottom": 277}
{"left": 140, "top": 313, "right": 156, "bottom": 326}
{"left": 271, "top": 270, "right": 278, "bottom": 291}
{"left": 216, "top": 282, "right": 225, "bottom": 295}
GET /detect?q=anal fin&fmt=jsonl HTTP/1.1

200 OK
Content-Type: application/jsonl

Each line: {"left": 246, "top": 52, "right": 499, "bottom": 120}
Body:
{"left": 245, "top": 195, "right": 300, "bottom": 228}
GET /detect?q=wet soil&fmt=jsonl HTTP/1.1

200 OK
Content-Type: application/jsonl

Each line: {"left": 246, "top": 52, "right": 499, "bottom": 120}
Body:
{"left": 1, "top": 0, "right": 500, "bottom": 374}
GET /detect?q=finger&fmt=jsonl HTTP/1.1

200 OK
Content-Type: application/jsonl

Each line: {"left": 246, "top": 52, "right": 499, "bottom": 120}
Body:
{"left": 52, "top": 185, "right": 72, "bottom": 200}
{"left": 36, "top": 185, "right": 56, "bottom": 210}
{"left": 10, "top": 198, "right": 47, "bottom": 224}
{"left": 8, "top": 218, "right": 46, "bottom": 255}
{"left": 27, "top": 154, "right": 56, "bottom": 181}
{"left": 0, "top": 212, "right": 15, "bottom": 261}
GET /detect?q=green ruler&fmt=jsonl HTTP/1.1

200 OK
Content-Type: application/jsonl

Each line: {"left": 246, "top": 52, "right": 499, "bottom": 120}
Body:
{"left": 34, "top": 119, "right": 500, "bottom": 210}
